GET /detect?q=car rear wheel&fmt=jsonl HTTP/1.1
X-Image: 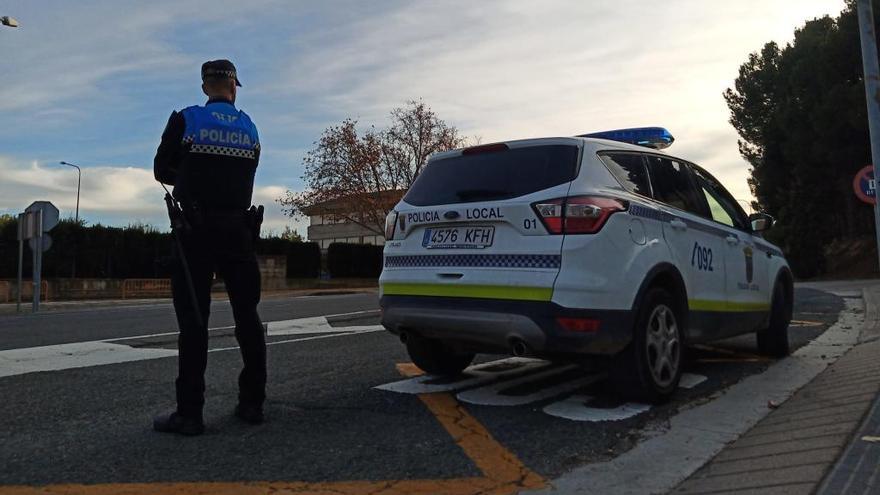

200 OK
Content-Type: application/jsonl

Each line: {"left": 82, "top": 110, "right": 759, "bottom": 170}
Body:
{"left": 405, "top": 334, "right": 475, "bottom": 376}
{"left": 756, "top": 283, "right": 790, "bottom": 357}
{"left": 612, "top": 287, "right": 683, "bottom": 403}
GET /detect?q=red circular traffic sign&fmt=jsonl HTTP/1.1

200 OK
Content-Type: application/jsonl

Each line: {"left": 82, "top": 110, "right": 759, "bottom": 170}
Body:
{"left": 854, "top": 165, "right": 877, "bottom": 205}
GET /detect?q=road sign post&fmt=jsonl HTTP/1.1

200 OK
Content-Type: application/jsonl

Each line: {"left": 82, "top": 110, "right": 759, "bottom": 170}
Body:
{"left": 16, "top": 202, "right": 60, "bottom": 313}
{"left": 32, "top": 211, "right": 42, "bottom": 312}
{"left": 854, "top": 165, "right": 877, "bottom": 205}
{"left": 16, "top": 213, "right": 23, "bottom": 313}
{"left": 857, "top": 0, "right": 880, "bottom": 271}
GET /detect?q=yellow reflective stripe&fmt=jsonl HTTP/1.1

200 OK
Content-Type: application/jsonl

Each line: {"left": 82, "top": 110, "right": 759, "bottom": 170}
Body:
{"left": 689, "top": 299, "right": 770, "bottom": 312}
{"left": 381, "top": 283, "right": 553, "bottom": 301}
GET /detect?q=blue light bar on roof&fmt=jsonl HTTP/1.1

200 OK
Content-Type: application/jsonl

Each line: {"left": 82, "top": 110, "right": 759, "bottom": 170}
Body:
{"left": 578, "top": 127, "right": 674, "bottom": 150}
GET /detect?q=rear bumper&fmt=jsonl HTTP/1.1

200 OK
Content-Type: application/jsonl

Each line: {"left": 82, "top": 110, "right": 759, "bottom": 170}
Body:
{"left": 380, "top": 295, "right": 634, "bottom": 356}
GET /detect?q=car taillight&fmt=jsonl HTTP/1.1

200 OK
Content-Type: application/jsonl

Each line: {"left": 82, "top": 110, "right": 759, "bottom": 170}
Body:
{"left": 385, "top": 211, "right": 399, "bottom": 239}
{"left": 556, "top": 317, "right": 601, "bottom": 332}
{"left": 532, "top": 196, "right": 626, "bottom": 235}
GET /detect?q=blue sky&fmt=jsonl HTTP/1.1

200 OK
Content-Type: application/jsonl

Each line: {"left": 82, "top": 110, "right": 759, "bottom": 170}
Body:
{"left": 0, "top": 0, "right": 846, "bottom": 236}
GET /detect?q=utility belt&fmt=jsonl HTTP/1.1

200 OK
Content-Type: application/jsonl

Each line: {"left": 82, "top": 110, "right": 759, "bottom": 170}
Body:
{"left": 178, "top": 201, "right": 264, "bottom": 239}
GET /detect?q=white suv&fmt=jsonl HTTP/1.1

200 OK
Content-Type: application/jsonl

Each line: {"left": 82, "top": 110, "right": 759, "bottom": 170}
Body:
{"left": 379, "top": 128, "right": 792, "bottom": 402}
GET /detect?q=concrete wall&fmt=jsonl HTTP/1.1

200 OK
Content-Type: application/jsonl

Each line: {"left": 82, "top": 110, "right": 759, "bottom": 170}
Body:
{"left": 0, "top": 255, "right": 292, "bottom": 301}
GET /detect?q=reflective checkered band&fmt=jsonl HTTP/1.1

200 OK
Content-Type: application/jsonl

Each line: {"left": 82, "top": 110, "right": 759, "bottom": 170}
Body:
{"left": 384, "top": 254, "right": 561, "bottom": 269}
{"left": 190, "top": 144, "right": 256, "bottom": 159}
{"left": 628, "top": 203, "right": 671, "bottom": 222}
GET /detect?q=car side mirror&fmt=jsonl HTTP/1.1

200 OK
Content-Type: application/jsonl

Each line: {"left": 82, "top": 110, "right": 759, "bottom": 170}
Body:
{"left": 749, "top": 213, "right": 774, "bottom": 232}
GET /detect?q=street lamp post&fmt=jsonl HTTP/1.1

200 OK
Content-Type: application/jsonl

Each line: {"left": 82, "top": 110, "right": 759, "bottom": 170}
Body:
{"left": 856, "top": 0, "right": 880, "bottom": 272}
{"left": 1, "top": 16, "right": 19, "bottom": 27}
{"left": 58, "top": 161, "right": 81, "bottom": 224}
{"left": 58, "top": 161, "right": 82, "bottom": 278}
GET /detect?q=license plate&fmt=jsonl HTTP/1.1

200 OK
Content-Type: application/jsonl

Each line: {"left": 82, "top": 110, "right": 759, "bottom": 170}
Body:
{"left": 422, "top": 226, "right": 495, "bottom": 249}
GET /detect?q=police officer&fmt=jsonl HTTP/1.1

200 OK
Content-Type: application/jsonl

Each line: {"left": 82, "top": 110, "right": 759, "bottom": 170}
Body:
{"left": 153, "top": 60, "right": 266, "bottom": 435}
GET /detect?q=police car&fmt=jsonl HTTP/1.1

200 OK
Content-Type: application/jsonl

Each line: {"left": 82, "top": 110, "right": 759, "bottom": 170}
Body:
{"left": 379, "top": 128, "right": 792, "bottom": 402}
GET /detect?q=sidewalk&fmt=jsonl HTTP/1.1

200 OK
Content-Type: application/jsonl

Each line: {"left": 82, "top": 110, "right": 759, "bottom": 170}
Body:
{"left": 672, "top": 285, "right": 880, "bottom": 494}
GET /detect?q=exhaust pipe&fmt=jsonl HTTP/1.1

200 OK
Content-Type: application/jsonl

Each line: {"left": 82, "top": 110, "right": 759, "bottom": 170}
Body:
{"left": 511, "top": 339, "right": 529, "bottom": 357}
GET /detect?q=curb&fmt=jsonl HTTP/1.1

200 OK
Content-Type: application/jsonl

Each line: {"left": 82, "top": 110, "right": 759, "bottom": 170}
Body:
{"left": 671, "top": 286, "right": 880, "bottom": 494}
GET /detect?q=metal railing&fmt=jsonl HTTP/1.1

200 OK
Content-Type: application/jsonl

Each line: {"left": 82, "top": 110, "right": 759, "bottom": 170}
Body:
{"left": 122, "top": 279, "right": 172, "bottom": 299}
{"left": 9, "top": 281, "right": 50, "bottom": 302}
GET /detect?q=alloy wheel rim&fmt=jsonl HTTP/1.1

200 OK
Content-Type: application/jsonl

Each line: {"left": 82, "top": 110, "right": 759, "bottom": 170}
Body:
{"left": 645, "top": 304, "right": 680, "bottom": 388}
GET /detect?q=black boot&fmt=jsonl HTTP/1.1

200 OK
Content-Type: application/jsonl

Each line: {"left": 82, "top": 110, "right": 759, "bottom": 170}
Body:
{"left": 153, "top": 411, "right": 205, "bottom": 436}
{"left": 234, "top": 403, "right": 264, "bottom": 425}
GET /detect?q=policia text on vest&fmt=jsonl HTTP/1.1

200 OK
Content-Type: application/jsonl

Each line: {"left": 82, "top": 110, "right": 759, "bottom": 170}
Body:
{"left": 152, "top": 59, "right": 267, "bottom": 436}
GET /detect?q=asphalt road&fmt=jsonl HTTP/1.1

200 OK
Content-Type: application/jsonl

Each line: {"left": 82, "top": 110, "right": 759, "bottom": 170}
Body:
{"left": 0, "top": 287, "right": 845, "bottom": 492}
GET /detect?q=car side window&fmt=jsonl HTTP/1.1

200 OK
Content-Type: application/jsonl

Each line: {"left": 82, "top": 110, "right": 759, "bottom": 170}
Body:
{"left": 599, "top": 152, "right": 652, "bottom": 197}
{"left": 644, "top": 155, "right": 705, "bottom": 215}
{"left": 690, "top": 165, "right": 750, "bottom": 231}
{"left": 701, "top": 186, "right": 735, "bottom": 227}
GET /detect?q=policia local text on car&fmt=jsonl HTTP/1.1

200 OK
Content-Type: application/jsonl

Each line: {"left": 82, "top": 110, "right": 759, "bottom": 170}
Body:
{"left": 152, "top": 60, "right": 266, "bottom": 436}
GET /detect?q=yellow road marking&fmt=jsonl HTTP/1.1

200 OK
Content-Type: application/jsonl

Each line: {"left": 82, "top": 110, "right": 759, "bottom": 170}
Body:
{"left": 1, "top": 364, "right": 545, "bottom": 495}
{"left": 696, "top": 358, "right": 770, "bottom": 364}
{"left": 396, "top": 362, "right": 424, "bottom": 378}
{"left": 690, "top": 344, "right": 772, "bottom": 362}
{"left": 0, "top": 479, "right": 514, "bottom": 495}
{"left": 790, "top": 320, "right": 823, "bottom": 327}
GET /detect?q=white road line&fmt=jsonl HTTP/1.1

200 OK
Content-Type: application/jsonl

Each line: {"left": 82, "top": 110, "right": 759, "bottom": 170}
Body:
{"left": 456, "top": 364, "right": 602, "bottom": 407}
{"left": 106, "top": 311, "right": 380, "bottom": 342}
{"left": 375, "top": 357, "right": 549, "bottom": 394}
{"left": 0, "top": 342, "right": 177, "bottom": 378}
{"left": 542, "top": 373, "right": 708, "bottom": 422}
{"left": 678, "top": 373, "right": 708, "bottom": 389}
{"left": 0, "top": 314, "right": 385, "bottom": 378}
{"left": 210, "top": 327, "right": 385, "bottom": 353}
{"left": 543, "top": 396, "right": 652, "bottom": 422}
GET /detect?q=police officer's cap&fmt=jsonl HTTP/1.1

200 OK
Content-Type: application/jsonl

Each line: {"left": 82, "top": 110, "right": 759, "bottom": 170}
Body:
{"left": 201, "top": 59, "right": 242, "bottom": 87}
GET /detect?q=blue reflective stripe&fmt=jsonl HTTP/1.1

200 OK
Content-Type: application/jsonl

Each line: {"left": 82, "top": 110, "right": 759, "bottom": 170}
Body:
{"left": 181, "top": 103, "right": 259, "bottom": 152}
{"left": 384, "top": 254, "right": 561, "bottom": 269}
{"left": 629, "top": 202, "right": 785, "bottom": 257}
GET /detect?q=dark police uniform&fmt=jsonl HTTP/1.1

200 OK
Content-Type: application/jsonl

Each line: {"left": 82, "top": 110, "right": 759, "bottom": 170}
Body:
{"left": 153, "top": 60, "right": 265, "bottom": 433}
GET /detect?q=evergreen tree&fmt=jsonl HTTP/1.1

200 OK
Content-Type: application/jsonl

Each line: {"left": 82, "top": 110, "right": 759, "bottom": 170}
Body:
{"left": 725, "top": 0, "right": 876, "bottom": 277}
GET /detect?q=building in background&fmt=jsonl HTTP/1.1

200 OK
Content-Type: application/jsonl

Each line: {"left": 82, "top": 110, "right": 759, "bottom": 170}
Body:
{"left": 303, "top": 191, "right": 404, "bottom": 249}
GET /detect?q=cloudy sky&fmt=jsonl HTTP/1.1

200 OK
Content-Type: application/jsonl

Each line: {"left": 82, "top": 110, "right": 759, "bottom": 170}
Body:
{"left": 0, "top": 0, "right": 846, "bottom": 235}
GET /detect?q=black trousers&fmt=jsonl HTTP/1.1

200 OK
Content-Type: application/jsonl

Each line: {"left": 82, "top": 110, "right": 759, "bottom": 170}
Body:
{"left": 171, "top": 214, "right": 266, "bottom": 419}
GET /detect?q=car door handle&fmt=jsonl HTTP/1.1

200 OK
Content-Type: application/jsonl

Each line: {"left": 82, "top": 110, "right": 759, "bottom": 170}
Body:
{"left": 669, "top": 219, "right": 687, "bottom": 231}
{"left": 725, "top": 235, "right": 739, "bottom": 246}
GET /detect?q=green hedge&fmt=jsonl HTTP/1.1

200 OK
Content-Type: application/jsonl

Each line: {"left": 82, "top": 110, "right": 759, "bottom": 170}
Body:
{"left": 327, "top": 243, "right": 384, "bottom": 278}
{"left": 0, "top": 218, "right": 321, "bottom": 279}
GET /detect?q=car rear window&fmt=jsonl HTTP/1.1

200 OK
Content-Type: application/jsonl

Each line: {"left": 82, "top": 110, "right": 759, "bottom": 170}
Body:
{"left": 403, "top": 145, "right": 580, "bottom": 206}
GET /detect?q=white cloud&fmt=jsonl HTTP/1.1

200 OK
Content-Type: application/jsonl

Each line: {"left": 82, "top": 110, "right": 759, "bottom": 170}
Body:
{"left": 0, "top": 0, "right": 849, "bottom": 237}
{"left": 277, "top": 0, "right": 846, "bottom": 202}
{"left": 0, "top": 155, "right": 296, "bottom": 236}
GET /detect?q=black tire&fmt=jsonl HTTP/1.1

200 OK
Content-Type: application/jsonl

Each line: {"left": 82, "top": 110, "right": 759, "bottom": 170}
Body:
{"left": 757, "top": 283, "right": 790, "bottom": 357}
{"left": 405, "top": 334, "right": 475, "bottom": 376}
{"left": 612, "top": 287, "right": 683, "bottom": 404}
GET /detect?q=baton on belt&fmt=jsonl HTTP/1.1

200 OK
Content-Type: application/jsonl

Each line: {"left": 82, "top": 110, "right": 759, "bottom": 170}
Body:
{"left": 160, "top": 183, "right": 203, "bottom": 328}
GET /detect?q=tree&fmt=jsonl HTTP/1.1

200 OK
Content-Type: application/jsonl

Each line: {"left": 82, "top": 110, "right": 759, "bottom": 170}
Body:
{"left": 280, "top": 226, "right": 303, "bottom": 242}
{"left": 724, "top": 0, "right": 876, "bottom": 277}
{"left": 279, "top": 100, "right": 465, "bottom": 235}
